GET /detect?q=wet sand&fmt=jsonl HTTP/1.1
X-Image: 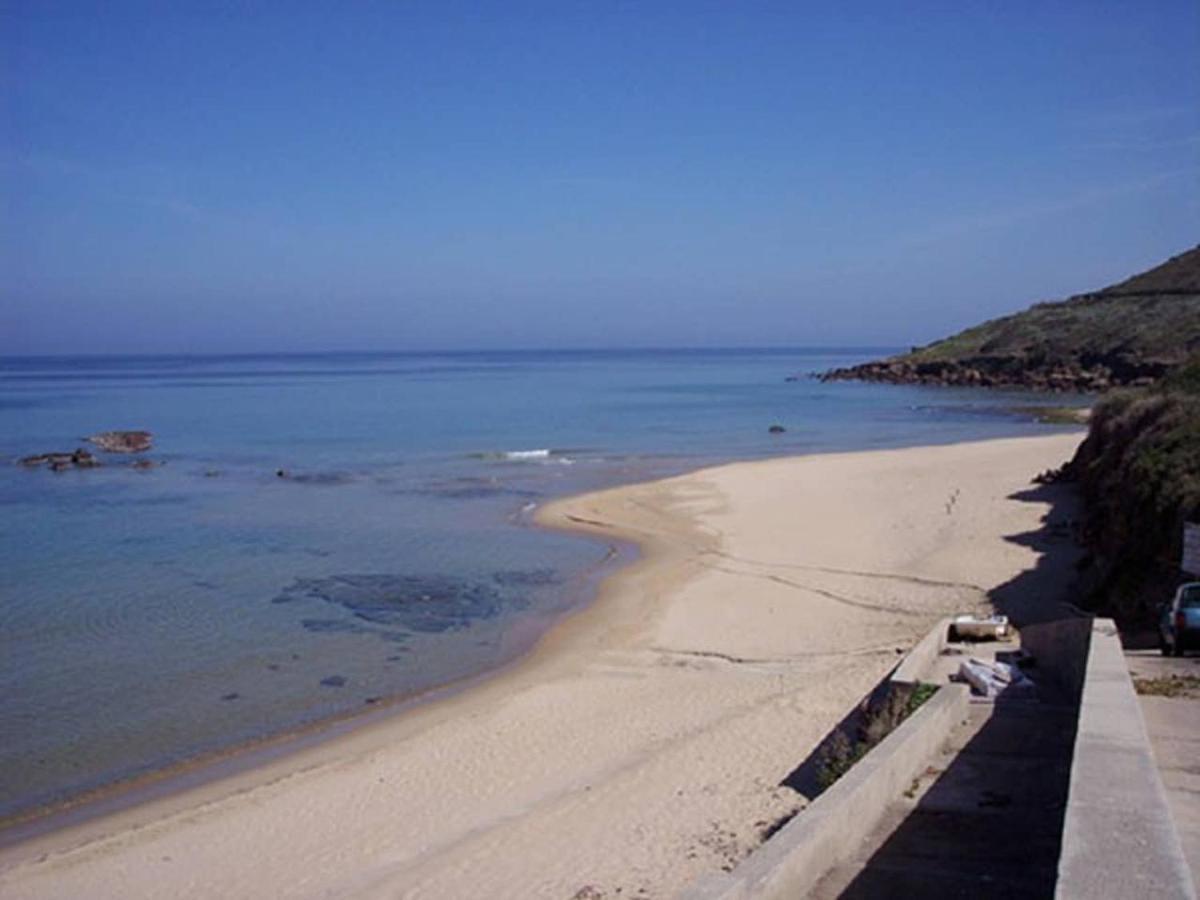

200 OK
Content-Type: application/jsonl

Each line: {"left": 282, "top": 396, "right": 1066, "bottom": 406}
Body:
{"left": 0, "top": 434, "right": 1083, "bottom": 899}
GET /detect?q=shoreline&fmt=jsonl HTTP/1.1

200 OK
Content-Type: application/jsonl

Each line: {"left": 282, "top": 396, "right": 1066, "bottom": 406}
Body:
{"left": 0, "top": 434, "right": 1086, "bottom": 899}
{"left": 0, "top": 423, "right": 1073, "bottom": 837}
{"left": 0, "top": 534, "right": 637, "bottom": 846}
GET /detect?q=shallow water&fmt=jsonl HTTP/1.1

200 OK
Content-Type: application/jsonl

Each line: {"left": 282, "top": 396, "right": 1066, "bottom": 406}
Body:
{"left": 0, "top": 348, "right": 1083, "bottom": 819}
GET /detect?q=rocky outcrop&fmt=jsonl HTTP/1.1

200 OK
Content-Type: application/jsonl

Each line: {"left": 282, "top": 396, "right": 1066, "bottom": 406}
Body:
{"left": 821, "top": 353, "right": 1167, "bottom": 392}
{"left": 19, "top": 435, "right": 159, "bottom": 472}
{"left": 20, "top": 448, "right": 101, "bottom": 470}
{"left": 86, "top": 430, "right": 153, "bottom": 453}
{"left": 819, "top": 245, "right": 1200, "bottom": 393}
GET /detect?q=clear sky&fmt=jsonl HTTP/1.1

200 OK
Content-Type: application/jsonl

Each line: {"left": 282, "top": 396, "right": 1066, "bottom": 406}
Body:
{"left": 3, "top": 2, "right": 1198, "bottom": 355}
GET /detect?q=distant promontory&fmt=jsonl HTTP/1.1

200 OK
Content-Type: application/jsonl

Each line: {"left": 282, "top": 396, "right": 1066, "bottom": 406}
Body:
{"left": 822, "top": 245, "right": 1200, "bottom": 392}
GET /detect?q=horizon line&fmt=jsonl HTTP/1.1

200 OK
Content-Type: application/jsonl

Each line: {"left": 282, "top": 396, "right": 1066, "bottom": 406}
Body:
{"left": 0, "top": 344, "right": 906, "bottom": 362}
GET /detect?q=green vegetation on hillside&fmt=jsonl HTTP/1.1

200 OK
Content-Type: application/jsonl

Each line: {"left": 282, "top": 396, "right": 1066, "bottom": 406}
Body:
{"left": 1069, "top": 354, "right": 1200, "bottom": 620}
{"left": 823, "top": 246, "right": 1200, "bottom": 391}
{"left": 823, "top": 242, "right": 1200, "bottom": 622}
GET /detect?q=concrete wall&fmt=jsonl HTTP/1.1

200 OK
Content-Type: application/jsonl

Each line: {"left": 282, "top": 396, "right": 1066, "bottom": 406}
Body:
{"left": 1020, "top": 617, "right": 1092, "bottom": 704}
{"left": 1056, "top": 618, "right": 1197, "bottom": 900}
{"left": 683, "top": 683, "right": 969, "bottom": 900}
{"left": 889, "top": 617, "right": 952, "bottom": 685}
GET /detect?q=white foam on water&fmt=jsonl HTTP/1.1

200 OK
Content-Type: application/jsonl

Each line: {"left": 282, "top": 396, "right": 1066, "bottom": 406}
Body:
{"left": 503, "top": 448, "right": 553, "bottom": 460}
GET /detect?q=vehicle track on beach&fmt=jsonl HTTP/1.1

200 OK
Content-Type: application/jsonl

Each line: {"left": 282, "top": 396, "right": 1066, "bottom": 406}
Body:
{"left": 697, "top": 558, "right": 969, "bottom": 619}
{"left": 699, "top": 548, "right": 990, "bottom": 595}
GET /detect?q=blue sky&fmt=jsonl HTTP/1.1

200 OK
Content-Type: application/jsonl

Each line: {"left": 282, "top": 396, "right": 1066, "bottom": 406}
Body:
{"left": 4, "top": 2, "right": 1198, "bottom": 354}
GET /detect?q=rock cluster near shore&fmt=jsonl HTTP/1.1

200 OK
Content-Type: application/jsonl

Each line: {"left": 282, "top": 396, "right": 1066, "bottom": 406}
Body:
{"left": 20, "top": 448, "right": 102, "bottom": 471}
{"left": 19, "top": 430, "right": 157, "bottom": 471}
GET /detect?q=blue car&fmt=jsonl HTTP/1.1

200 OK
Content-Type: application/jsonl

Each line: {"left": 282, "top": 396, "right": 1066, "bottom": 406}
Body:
{"left": 1160, "top": 582, "right": 1200, "bottom": 657}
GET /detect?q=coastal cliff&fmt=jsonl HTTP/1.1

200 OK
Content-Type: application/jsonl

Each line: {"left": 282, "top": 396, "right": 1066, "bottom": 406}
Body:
{"left": 822, "top": 245, "right": 1200, "bottom": 392}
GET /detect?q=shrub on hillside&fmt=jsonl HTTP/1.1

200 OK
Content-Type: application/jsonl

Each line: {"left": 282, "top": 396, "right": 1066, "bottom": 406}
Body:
{"left": 1070, "top": 355, "right": 1200, "bottom": 620}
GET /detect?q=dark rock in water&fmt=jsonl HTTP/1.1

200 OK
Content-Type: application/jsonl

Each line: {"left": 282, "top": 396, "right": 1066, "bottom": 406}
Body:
{"left": 276, "top": 469, "right": 289, "bottom": 479}
{"left": 20, "top": 452, "right": 71, "bottom": 467}
{"left": 130, "top": 459, "right": 161, "bottom": 470}
{"left": 87, "top": 430, "right": 153, "bottom": 453}
{"left": 364, "top": 696, "right": 382, "bottom": 705}
{"left": 204, "top": 469, "right": 221, "bottom": 478}
{"left": 276, "top": 573, "right": 506, "bottom": 633}
{"left": 320, "top": 675, "right": 347, "bottom": 688}
{"left": 492, "top": 568, "right": 561, "bottom": 587}
{"left": 221, "top": 692, "right": 240, "bottom": 701}
{"left": 768, "top": 424, "right": 787, "bottom": 434}
{"left": 20, "top": 449, "right": 101, "bottom": 470}
{"left": 71, "top": 448, "right": 100, "bottom": 467}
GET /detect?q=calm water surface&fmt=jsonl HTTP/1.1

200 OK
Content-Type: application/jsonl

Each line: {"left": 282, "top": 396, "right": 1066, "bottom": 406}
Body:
{"left": 0, "top": 349, "right": 1082, "bottom": 819}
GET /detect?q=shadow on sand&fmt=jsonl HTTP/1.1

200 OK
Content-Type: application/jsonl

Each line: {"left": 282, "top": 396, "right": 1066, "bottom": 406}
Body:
{"left": 777, "top": 478, "right": 1087, "bottom": 898}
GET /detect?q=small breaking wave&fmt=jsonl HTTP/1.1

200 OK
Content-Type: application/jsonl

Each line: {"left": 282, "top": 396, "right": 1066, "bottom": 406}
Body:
{"left": 503, "top": 448, "right": 553, "bottom": 460}
{"left": 470, "top": 448, "right": 575, "bottom": 464}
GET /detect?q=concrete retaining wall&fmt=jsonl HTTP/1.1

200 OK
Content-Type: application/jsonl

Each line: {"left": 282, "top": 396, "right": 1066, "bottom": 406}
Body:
{"left": 1056, "top": 618, "right": 1196, "bottom": 899}
{"left": 890, "top": 617, "right": 952, "bottom": 685}
{"left": 1020, "top": 617, "right": 1092, "bottom": 704}
{"left": 684, "top": 683, "right": 969, "bottom": 900}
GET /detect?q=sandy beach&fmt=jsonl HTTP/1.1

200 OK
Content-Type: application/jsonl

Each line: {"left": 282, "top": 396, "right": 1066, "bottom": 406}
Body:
{"left": 0, "top": 434, "right": 1084, "bottom": 899}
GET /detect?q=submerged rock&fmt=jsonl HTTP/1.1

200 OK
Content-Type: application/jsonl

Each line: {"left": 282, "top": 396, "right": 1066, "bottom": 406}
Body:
{"left": 768, "top": 424, "right": 787, "bottom": 434}
{"left": 20, "top": 452, "right": 74, "bottom": 468}
{"left": 275, "top": 573, "right": 507, "bottom": 634}
{"left": 87, "top": 430, "right": 153, "bottom": 453}
{"left": 492, "top": 568, "right": 561, "bottom": 587}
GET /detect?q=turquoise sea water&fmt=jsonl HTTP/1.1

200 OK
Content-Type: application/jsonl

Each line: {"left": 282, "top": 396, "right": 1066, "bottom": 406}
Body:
{"left": 0, "top": 349, "right": 1082, "bottom": 820}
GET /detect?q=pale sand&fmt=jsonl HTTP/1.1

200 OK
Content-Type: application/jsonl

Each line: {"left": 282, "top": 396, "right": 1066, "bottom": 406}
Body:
{"left": 0, "top": 434, "right": 1083, "bottom": 899}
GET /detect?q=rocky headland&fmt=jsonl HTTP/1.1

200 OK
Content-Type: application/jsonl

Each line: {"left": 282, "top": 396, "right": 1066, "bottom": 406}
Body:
{"left": 821, "top": 245, "right": 1200, "bottom": 392}
{"left": 821, "top": 242, "right": 1200, "bottom": 626}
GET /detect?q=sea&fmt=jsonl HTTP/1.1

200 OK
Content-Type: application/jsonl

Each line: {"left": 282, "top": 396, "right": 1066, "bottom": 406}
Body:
{"left": 0, "top": 348, "right": 1085, "bottom": 823}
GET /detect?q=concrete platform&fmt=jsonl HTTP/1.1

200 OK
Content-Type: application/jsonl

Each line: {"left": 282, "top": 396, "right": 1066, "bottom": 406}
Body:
{"left": 811, "top": 700, "right": 1076, "bottom": 899}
